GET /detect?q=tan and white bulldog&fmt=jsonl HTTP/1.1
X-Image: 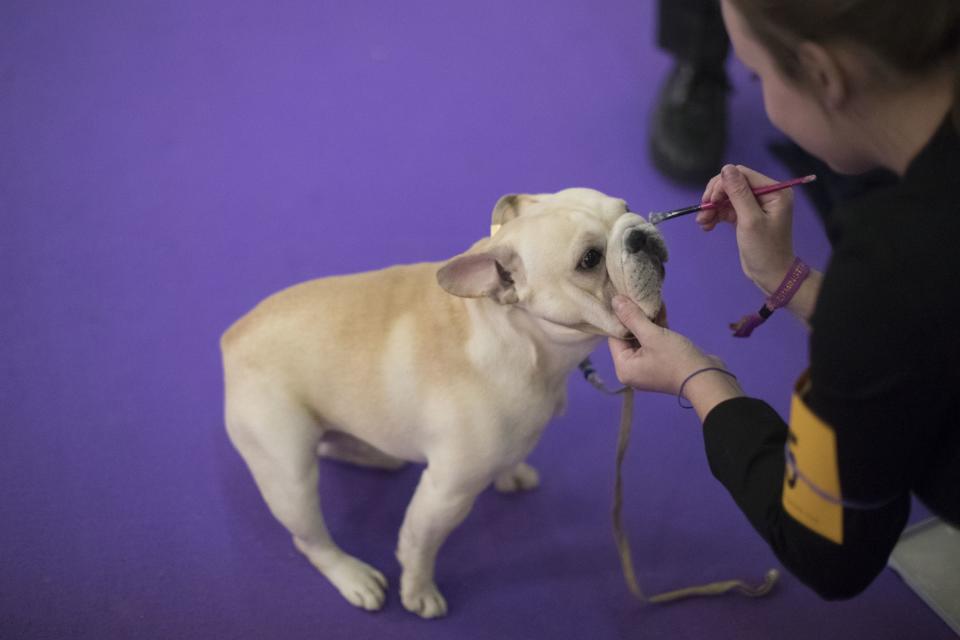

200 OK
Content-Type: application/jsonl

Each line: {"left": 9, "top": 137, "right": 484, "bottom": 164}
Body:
{"left": 221, "top": 188, "right": 667, "bottom": 618}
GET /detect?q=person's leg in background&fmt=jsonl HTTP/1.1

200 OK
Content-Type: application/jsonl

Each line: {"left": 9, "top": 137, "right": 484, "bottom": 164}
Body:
{"left": 649, "top": 0, "right": 730, "bottom": 186}
{"left": 647, "top": 0, "right": 897, "bottom": 227}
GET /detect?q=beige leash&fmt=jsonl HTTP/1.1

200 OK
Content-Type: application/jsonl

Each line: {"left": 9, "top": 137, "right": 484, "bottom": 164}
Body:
{"left": 580, "top": 360, "right": 780, "bottom": 604}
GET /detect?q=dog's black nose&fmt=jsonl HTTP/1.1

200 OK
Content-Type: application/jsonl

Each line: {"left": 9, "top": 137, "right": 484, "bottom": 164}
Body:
{"left": 625, "top": 228, "right": 648, "bottom": 253}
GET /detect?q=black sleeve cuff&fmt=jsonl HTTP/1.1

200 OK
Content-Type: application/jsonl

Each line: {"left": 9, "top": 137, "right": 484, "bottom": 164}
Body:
{"left": 703, "top": 397, "right": 789, "bottom": 534}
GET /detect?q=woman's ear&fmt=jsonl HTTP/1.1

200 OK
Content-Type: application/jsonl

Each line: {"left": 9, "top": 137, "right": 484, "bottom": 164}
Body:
{"left": 796, "top": 41, "right": 848, "bottom": 110}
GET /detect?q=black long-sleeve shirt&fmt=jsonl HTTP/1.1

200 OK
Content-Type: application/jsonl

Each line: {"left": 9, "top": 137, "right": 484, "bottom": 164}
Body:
{"left": 703, "top": 118, "right": 960, "bottom": 599}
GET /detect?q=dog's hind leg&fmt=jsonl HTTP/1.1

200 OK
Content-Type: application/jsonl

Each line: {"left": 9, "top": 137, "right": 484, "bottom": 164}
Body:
{"left": 225, "top": 376, "right": 387, "bottom": 611}
{"left": 493, "top": 461, "right": 540, "bottom": 493}
{"left": 317, "top": 431, "right": 407, "bottom": 471}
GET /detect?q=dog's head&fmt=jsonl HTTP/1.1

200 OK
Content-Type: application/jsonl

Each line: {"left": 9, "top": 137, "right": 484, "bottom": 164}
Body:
{"left": 437, "top": 188, "right": 667, "bottom": 340}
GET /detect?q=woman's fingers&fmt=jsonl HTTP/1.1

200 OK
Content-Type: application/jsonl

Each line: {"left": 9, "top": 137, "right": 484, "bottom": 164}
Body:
{"left": 612, "top": 295, "right": 659, "bottom": 342}
{"left": 696, "top": 164, "right": 784, "bottom": 231}
{"left": 719, "top": 165, "right": 765, "bottom": 221}
{"left": 697, "top": 202, "right": 738, "bottom": 230}
{"left": 735, "top": 164, "right": 777, "bottom": 186}
{"left": 607, "top": 335, "right": 636, "bottom": 360}
{"left": 701, "top": 174, "right": 721, "bottom": 205}
{"left": 696, "top": 208, "right": 718, "bottom": 225}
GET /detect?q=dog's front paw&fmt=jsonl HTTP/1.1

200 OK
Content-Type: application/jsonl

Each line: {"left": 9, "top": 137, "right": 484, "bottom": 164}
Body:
{"left": 494, "top": 462, "right": 540, "bottom": 493}
{"left": 401, "top": 581, "right": 448, "bottom": 619}
{"left": 294, "top": 539, "right": 387, "bottom": 611}
{"left": 328, "top": 556, "right": 388, "bottom": 611}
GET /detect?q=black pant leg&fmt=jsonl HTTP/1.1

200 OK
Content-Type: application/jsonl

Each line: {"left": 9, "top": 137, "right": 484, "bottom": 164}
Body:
{"left": 657, "top": 0, "right": 729, "bottom": 69}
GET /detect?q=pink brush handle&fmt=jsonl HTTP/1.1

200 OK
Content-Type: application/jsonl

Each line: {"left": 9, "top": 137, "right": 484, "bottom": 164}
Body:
{"left": 699, "top": 175, "right": 817, "bottom": 211}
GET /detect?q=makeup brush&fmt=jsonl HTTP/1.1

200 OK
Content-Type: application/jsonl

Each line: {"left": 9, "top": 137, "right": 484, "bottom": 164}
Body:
{"left": 648, "top": 174, "right": 817, "bottom": 225}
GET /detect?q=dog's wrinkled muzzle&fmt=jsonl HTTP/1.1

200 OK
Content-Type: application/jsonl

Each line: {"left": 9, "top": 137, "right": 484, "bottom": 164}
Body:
{"left": 607, "top": 213, "right": 668, "bottom": 324}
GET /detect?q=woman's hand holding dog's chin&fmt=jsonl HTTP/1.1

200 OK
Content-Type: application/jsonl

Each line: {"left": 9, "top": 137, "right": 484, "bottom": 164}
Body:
{"left": 608, "top": 296, "right": 704, "bottom": 395}
{"left": 608, "top": 296, "right": 744, "bottom": 421}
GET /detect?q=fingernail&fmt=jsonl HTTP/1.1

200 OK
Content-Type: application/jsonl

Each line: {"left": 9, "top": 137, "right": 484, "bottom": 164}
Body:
{"left": 612, "top": 295, "right": 626, "bottom": 312}
{"left": 721, "top": 164, "right": 738, "bottom": 179}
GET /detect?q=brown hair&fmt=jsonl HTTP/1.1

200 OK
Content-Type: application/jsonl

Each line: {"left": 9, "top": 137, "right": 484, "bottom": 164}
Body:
{"left": 728, "top": 0, "right": 960, "bottom": 131}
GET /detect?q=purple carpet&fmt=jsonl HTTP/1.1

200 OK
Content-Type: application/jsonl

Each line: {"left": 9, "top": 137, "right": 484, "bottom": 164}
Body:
{"left": 1, "top": 1, "right": 952, "bottom": 638}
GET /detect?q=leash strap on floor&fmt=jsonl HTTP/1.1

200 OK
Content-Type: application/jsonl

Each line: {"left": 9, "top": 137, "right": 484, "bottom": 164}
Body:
{"left": 612, "top": 388, "right": 646, "bottom": 599}
{"left": 579, "top": 358, "right": 780, "bottom": 604}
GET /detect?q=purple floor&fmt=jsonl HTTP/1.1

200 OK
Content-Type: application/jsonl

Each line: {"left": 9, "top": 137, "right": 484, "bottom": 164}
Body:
{"left": 1, "top": 1, "right": 953, "bottom": 638}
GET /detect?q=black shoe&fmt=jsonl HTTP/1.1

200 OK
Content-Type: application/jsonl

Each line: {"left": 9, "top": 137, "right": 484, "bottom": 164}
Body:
{"left": 649, "top": 62, "right": 730, "bottom": 186}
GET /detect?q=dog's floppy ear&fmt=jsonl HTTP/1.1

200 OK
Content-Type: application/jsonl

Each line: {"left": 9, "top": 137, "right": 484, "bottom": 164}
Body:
{"left": 437, "top": 251, "right": 520, "bottom": 304}
{"left": 490, "top": 194, "right": 539, "bottom": 235}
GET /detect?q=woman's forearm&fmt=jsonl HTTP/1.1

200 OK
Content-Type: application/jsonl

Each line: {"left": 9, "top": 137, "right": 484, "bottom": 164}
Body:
{"left": 683, "top": 369, "right": 746, "bottom": 422}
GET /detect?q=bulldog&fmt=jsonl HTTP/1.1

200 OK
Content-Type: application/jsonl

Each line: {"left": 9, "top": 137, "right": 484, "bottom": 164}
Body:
{"left": 221, "top": 188, "right": 667, "bottom": 618}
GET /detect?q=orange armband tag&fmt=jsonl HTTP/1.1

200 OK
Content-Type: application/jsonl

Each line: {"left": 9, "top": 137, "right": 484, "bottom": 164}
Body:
{"left": 782, "top": 373, "right": 843, "bottom": 544}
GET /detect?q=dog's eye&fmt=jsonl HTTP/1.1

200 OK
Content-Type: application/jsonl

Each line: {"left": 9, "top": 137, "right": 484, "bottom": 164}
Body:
{"left": 578, "top": 248, "right": 604, "bottom": 271}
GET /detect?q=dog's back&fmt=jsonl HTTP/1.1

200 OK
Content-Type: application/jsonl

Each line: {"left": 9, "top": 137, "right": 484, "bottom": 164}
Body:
{"left": 221, "top": 262, "right": 482, "bottom": 459}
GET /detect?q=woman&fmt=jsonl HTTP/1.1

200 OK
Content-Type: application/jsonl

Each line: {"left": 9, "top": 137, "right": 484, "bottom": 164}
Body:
{"left": 610, "top": 0, "right": 960, "bottom": 598}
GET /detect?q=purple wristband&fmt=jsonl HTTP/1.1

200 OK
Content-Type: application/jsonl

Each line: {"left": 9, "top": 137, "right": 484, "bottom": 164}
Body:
{"left": 678, "top": 367, "right": 738, "bottom": 409}
{"left": 730, "top": 258, "right": 811, "bottom": 338}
